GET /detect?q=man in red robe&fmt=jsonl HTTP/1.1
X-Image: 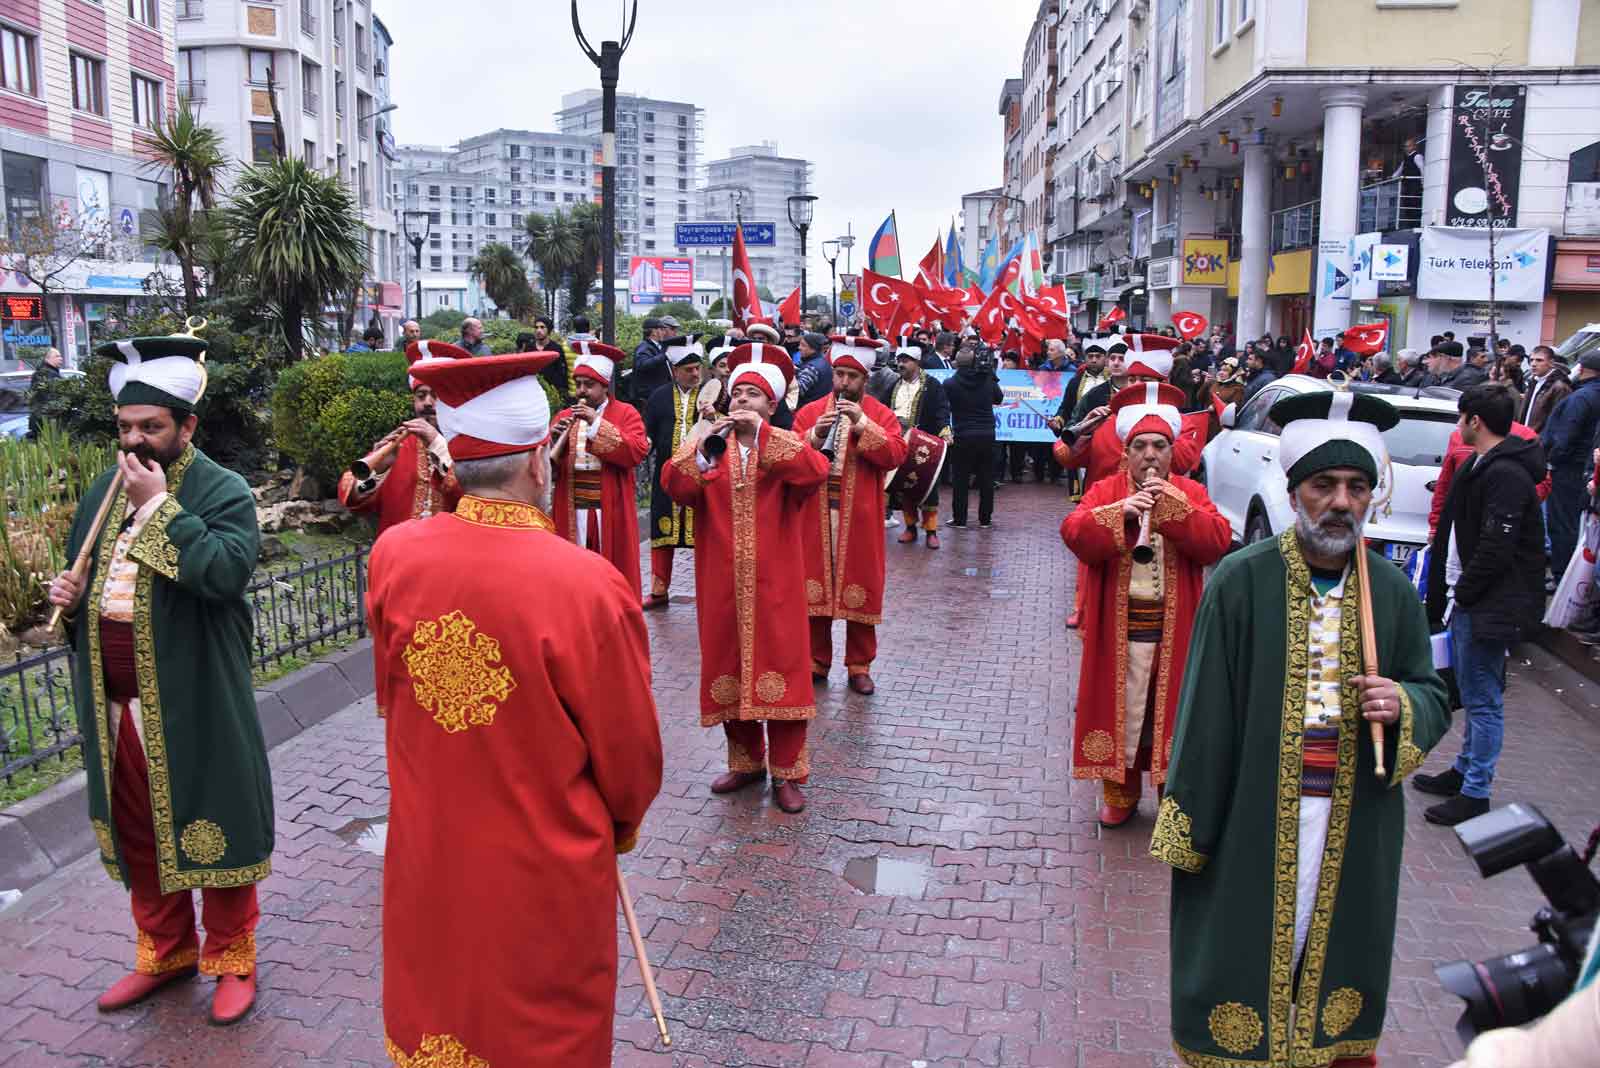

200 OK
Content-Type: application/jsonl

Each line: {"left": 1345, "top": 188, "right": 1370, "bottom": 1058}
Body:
{"left": 793, "top": 335, "right": 910, "bottom": 695}
{"left": 661, "top": 343, "right": 828, "bottom": 813}
{"left": 337, "top": 339, "right": 466, "bottom": 532}
{"left": 551, "top": 340, "right": 651, "bottom": 593}
{"left": 1062, "top": 382, "right": 1231, "bottom": 827}
{"left": 370, "top": 350, "right": 663, "bottom": 1066}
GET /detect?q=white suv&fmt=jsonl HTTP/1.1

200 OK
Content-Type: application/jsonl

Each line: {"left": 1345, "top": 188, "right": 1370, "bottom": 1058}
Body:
{"left": 1201, "top": 375, "right": 1458, "bottom": 567}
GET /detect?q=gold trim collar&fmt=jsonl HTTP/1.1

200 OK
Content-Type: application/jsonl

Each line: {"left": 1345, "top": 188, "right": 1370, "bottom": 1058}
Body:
{"left": 453, "top": 495, "right": 556, "bottom": 532}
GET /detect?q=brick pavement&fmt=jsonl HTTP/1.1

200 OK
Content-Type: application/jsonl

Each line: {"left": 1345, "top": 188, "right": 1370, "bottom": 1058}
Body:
{"left": 3, "top": 482, "right": 1598, "bottom": 1067}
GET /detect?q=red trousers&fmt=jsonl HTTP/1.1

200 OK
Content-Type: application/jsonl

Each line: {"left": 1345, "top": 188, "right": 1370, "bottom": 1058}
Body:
{"left": 724, "top": 720, "right": 809, "bottom": 783}
{"left": 650, "top": 546, "right": 680, "bottom": 596}
{"left": 809, "top": 618, "right": 876, "bottom": 675}
{"left": 111, "top": 704, "right": 258, "bottom": 977}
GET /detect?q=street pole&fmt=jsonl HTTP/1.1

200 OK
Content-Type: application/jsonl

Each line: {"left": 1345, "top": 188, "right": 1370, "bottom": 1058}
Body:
{"left": 572, "top": 1, "right": 637, "bottom": 347}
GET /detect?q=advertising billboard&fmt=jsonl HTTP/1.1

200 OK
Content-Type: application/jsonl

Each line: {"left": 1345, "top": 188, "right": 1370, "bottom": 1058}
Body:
{"left": 628, "top": 256, "right": 694, "bottom": 306}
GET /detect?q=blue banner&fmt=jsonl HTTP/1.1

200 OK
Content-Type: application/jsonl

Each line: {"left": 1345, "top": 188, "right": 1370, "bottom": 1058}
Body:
{"left": 927, "top": 369, "right": 1071, "bottom": 444}
{"left": 672, "top": 222, "right": 777, "bottom": 247}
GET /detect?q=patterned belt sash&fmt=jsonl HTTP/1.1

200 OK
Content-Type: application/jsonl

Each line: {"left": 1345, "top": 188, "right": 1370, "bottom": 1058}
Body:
{"left": 1302, "top": 725, "right": 1340, "bottom": 797}
{"left": 100, "top": 617, "right": 139, "bottom": 701}
{"left": 573, "top": 468, "right": 603, "bottom": 509}
{"left": 1127, "top": 597, "right": 1164, "bottom": 644}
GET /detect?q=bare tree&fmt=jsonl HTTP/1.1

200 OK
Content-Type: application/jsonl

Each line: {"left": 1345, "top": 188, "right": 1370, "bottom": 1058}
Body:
{"left": 0, "top": 211, "right": 117, "bottom": 345}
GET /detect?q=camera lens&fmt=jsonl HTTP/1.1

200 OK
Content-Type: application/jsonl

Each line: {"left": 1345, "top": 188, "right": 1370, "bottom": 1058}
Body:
{"left": 1435, "top": 943, "right": 1575, "bottom": 1042}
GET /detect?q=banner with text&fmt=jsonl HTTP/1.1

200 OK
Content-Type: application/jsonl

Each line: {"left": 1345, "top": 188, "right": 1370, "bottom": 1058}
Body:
{"left": 628, "top": 256, "right": 694, "bottom": 306}
{"left": 1446, "top": 84, "right": 1526, "bottom": 229}
{"left": 927, "top": 369, "right": 1072, "bottom": 444}
{"left": 1417, "top": 226, "right": 1549, "bottom": 303}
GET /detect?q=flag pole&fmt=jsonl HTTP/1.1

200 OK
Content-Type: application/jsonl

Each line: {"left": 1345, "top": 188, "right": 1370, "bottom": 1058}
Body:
{"left": 891, "top": 210, "right": 902, "bottom": 279}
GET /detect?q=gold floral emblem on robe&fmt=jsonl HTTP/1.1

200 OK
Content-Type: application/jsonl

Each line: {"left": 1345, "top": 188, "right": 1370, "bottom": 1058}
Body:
{"left": 403, "top": 610, "right": 517, "bottom": 733}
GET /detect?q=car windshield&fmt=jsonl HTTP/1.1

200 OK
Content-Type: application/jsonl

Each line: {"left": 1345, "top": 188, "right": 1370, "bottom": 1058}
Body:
{"left": 1555, "top": 328, "right": 1600, "bottom": 363}
{"left": 1384, "top": 411, "right": 1455, "bottom": 467}
{"left": 0, "top": 384, "right": 28, "bottom": 413}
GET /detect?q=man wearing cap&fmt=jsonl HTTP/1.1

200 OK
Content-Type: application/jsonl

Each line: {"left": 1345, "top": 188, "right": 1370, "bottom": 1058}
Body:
{"left": 629, "top": 316, "right": 671, "bottom": 406}
{"left": 889, "top": 345, "right": 952, "bottom": 548}
{"left": 794, "top": 335, "right": 909, "bottom": 695}
{"left": 1152, "top": 390, "right": 1449, "bottom": 1068}
{"left": 1061, "top": 383, "right": 1230, "bottom": 827}
{"left": 551, "top": 341, "right": 651, "bottom": 594}
{"left": 643, "top": 335, "right": 705, "bottom": 607}
{"left": 372, "top": 350, "right": 662, "bottom": 1066}
{"left": 791, "top": 331, "right": 834, "bottom": 409}
{"left": 47, "top": 334, "right": 272, "bottom": 1025}
{"left": 337, "top": 339, "right": 466, "bottom": 533}
{"left": 661, "top": 342, "right": 829, "bottom": 813}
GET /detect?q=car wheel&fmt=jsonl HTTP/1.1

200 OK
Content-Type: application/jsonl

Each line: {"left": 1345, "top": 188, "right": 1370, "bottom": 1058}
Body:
{"left": 1244, "top": 507, "right": 1272, "bottom": 546}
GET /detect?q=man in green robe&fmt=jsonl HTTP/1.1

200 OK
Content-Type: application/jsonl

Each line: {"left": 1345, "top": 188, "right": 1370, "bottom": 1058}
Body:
{"left": 1151, "top": 390, "right": 1451, "bottom": 1067}
{"left": 47, "top": 334, "right": 271, "bottom": 1026}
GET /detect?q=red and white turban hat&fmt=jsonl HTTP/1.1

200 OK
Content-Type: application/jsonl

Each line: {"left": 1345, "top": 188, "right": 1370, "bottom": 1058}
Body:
{"left": 409, "top": 351, "right": 561, "bottom": 461}
{"left": 726, "top": 342, "right": 796, "bottom": 403}
{"left": 571, "top": 339, "right": 626, "bottom": 386}
{"left": 1111, "top": 381, "right": 1186, "bottom": 443}
{"left": 827, "top": 334, "right": 885, "bottom": 375}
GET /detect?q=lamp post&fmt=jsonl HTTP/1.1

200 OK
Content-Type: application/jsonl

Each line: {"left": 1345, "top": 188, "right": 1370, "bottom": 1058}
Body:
{"left": 786, "top": 193, "right": 817, "bottom": 320}
{"left": 571, "top": 0, "right": 638, "bottom": 346}
{"left": 838, "top": 229, "right": 855, "bottom": 275}
{"left": 821, "top": 239, "right": 841, "bottom": 325}
{"left": 401, "top": 209, "right": 431, "bottom": 322}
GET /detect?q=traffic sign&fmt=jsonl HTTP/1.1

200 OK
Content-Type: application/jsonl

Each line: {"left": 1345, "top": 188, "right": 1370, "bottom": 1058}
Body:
{"left": 674, "top": 222, "right": 777, "bottom": 247}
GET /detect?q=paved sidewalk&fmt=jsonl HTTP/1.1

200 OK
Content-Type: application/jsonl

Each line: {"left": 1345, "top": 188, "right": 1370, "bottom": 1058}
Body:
{"left": 3, "top": 483, "right": 1597, "bottom": 1067}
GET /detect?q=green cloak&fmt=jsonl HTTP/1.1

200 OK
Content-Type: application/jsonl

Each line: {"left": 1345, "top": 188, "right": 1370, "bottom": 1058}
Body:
{"left": 65, "top": 445, "right": 273, "bottom": 894}
{"left": 1151, "top": 530, "right": 1450, "bottom": 1067}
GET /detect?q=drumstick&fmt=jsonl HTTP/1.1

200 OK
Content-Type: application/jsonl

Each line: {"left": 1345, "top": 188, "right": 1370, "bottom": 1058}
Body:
{"left": 1353, "top": 543, "right": 1387, "bottom": 778}
{"left": 46, "top": 470, "right": 125, "bottom": 633}
{"left": 617, "top": 864, "right": 671, "bottom": 1046}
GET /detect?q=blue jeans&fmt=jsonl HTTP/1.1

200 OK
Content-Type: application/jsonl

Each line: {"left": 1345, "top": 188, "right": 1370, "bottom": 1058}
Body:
{"left": 1449, "top": 610, "right": 1507, "bottom": 799}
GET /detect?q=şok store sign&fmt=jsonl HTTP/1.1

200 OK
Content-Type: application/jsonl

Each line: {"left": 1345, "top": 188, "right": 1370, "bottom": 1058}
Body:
{"left": 628, "top": 256, "right": 694, "bottom": 306}
{"left": 1181, "top": 238, "right": 1230, "bottom": 286}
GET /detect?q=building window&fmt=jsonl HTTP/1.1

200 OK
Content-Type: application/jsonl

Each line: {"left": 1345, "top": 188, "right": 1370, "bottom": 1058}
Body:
{"left": 510, "top": 189, "right": 521, "bottom": 205}
{"left": 484, "top": 188, "right": 496, "bottom": 203}
{"left": 509, "top": 144, "right": 520, "bottom": 158}
{"left": 128, "top": 0, "right": 157, "bottom": 27}
{"left": 427, "top": 184, "right": 440, "bottom": 198}
{"left": 131, "top": 74, "right": 163, "bottom": 128}
{"left": 302, "top": 139, "right": 315, "bottom": 164}
{"left": 1237, "top": 0, "right": 1252, "bottom": 27}
{"left": 427, "top": 210, "right": 440, "bottom": 224}
{"left": 677, "top": 114, "right": 687, "bottom": 127}
{"left": 565, "top": 193, "right": 575, "bottom": 203}
{"left": 1212, "top": 0, "right": 1230, "bottom": 48}
{"left": 644, "top": 176, "right": 654, "bottom": 187}
{"left": 70, "top": 53, "right": 106, "bottom": 115}
{"left": 3, "top": 151, "right": 45, "bottom": 237}
{"left": 430, "top": 255, "right": 441, "bottom": 269}
{"left": 248, "top": 49, "right": 276, "bottom": 87}
{"left": 677, "top": 202, "right": 688, "bottom": 218}
{"left": 644, "top": 239, "right": 655, "bottom": 251}
{"left": 643, "top": 110, "right": 654, "bottom": 122}
{"left": 676, "top": 178, "right": 687, "bottom": 191}
{"left": 177, "top": 47, "right": 204, "bottom": 105}
{"left": 544, "top": 191, "right": 555, "bottom": 202}
{"left": 510, "top": 167, "right": 521, "bottom": 183}
{"left": 544, "top": 167, "right": 555, "bottom": 178}
{"left": 542, "top": 146, "right": 555, "bottom": 158}
{"left": 249, "top": 121, "right": 277, "bottom": 162}
{"left": 484, "top": 212, "right": 496, "bottom": 225}
{"left": 1, "top": 26, "right": 39, "bottom": 97}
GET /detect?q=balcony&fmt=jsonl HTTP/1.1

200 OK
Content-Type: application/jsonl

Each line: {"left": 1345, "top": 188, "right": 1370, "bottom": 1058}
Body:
{"left": 302, "top": 88, "right": 318, "bottom": 115}
{"left": 178, "top": 80, "right": 205, "bottom": 105}
{"left": 1359, "top": 176, "right": 1422, "bottom": 233}
{"left": 177, "top": 0, "right": 202, "bottom": 18}
{"left": 300, "top": 5, "right": 317, "bottom": 35}
{"left": 1272, "top": 199, "right": 1320, "bottom": 253}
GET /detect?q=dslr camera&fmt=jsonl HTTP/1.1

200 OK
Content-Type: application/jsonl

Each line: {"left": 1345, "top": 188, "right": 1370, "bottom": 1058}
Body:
{"left": 1434, "top": 803, "right": 1599, "bottom": 1043}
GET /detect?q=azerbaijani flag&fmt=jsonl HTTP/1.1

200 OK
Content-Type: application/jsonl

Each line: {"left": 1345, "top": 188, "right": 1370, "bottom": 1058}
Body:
{"left": 999, "top": 236, "right": 1028, "bottom": 293}
{"left": 868, "top": 212, "right": 901, "bottom": 278}
{"left": 1022, "top": 231, "right": 1044, "bottom": 296}
{"left": 944, "top": 225, "right": 962, "bottom": 288}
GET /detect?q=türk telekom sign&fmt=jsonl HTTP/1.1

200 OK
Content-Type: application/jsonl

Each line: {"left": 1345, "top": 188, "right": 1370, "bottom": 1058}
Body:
{"left": 1446, "top": 84, "right": 1527, "bottom": 229}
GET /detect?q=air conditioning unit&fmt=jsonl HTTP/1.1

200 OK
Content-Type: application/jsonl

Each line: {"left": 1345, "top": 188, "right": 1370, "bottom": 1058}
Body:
{"left": 1088, "top": 172, "right": 1108, "bottom": 199}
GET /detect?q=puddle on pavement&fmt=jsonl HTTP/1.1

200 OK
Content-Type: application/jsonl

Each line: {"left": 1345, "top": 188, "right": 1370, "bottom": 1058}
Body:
{"left": 843, "top": 856, "right": 931, "bottom": 897}
{"left": 334, "top": 815, "right": 388, "bottom": 856}
{"left": 963, "top": 567, "right": 997, "bottom": 578}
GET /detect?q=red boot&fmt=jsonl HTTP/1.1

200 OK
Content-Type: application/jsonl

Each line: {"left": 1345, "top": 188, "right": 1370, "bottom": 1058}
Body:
{"left": 97, "top": 967, "right": 197, "bottom": 1012}
{"left": 710, "top": 770, "right": 766, "bottom": 794}
{"left": 210, "top": 972, "right": 256, "bottom": 1026}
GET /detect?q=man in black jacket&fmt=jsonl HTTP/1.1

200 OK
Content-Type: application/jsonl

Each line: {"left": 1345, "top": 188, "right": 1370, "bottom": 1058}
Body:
{"left": 629, "top": 317, "right": 671, "bottom": 406}
{"left": 943, "top": 342, "right": 1003, "bottom": 528}
{"left": 886, "top": 348, "right": 952, "bottom": 547}
{"left": 1417, "top": 384, "right": 1546, "bottom": 825}
{"left": 1539, "top": 353, "right": 1600, "bottom": 580}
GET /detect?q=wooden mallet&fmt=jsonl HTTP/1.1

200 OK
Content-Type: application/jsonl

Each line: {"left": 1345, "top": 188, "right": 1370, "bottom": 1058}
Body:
{"left": 1353, "top": 544, "right": 1387, "bottom": 778}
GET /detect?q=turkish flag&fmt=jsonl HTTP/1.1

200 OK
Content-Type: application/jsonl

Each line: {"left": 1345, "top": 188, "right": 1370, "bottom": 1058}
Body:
{"left": 1291, "top": 328, "right": 1316, "bottom": 374}
{"left": 1096, "top": 305, "right": 1126, "bottom": 332}
{"left": 914, "top": 282, "right": 964, "bottom": 326}
{"left": 915, "top": 238, "right": 944, "bottom": 289}
{"left": 974, "top": 264, "right": 1025, "bottom": 344}
{"left": 1343, "top": 321, "right": 1389, "bottom": 355}
{"left": 731, "top": 225, "right": 762, "bottom": 331}
{"left": 777, "top": 286, "right": 801, "bottom": 327}
{"left": 862, "top": 268, "right": 923, "bottom": 334}
{"left": 1173, "top": 311, "right": 1208, "bottom": 340}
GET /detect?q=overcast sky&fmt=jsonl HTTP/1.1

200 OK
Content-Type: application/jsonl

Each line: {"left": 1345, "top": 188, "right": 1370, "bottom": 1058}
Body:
{"left": 383, "top": 0, "right": 1037, "bottom": 287}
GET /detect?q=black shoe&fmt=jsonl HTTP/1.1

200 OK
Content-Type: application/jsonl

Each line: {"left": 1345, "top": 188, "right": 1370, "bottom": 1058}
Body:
{"left": 978, "top": 521, "right": 992, "bottom": 529}
{"left": 1424, "top": 793, "right": 1490, "bottom": 826}
{"left": 1411, "top": 766, "right": 1463, "bottom": 797}
{"left": 947, "top": 520, "right": 967, "bottom": 528}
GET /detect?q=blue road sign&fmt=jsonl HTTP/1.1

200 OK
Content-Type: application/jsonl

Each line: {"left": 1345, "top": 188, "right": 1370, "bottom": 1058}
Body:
{"left": 674, "top": 222, "right": 777, "bottom": 247}
{"left": 838, "top": 300, "right": 857, "bottom": 320}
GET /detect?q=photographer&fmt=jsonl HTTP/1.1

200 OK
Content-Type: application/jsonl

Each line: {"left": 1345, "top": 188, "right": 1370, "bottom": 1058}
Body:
{"left": 943, "top": 338, "right": 1004, "bottom": 528}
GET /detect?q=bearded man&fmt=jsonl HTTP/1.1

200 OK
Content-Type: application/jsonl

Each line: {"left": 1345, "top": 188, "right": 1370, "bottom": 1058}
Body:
{"left": 1153, "top": 390, "right": 1450, "bottom": 1068}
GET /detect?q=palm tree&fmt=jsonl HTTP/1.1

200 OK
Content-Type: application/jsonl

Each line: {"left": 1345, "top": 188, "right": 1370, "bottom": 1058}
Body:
{"left": 470, "top": 242, "right": 537, "bottom": 320}
{"left": 140, "top": 104, "right": 228, "bottom": 316}
{"left": 565, "top": 202, "right": 604, "bottom": 317}
{"left": 223, "top": 157, "right": 366, "bottom": 359}
{"left": 523, "top": 209, "right": 579, "bottom": 317}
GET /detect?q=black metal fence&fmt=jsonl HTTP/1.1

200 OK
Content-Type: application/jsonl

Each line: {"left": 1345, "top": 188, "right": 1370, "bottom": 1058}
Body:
{"left": 0, "top": 547, "right": 370, "bottom": 787}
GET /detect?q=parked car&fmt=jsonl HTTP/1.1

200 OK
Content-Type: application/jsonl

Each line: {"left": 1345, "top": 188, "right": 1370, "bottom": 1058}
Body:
{"left": 1555, "top": 321, "right": 1600, "bottom": 367}
{"left": 1, "top": 367, "right": 85, "bottom": 439}
{"left": 1201, "top": 375, "right": 1458, "bottom": 567}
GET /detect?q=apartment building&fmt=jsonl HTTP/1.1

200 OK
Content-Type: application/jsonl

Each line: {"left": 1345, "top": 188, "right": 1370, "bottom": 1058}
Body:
{"left": 996, "top": 78, "right": 1023, "bottom": 252}
{"left": 0, "top": 0, "right": 189, "bottom": 364}
{"left": 556, "top": 89, "right": 703, "bottom": 280}
{"left": 959, "top": 187, "right": 1002, "bottom": 276}
{"left": 1018, "top": 1, "right": 1058, "bottom": 249}
{"left": 175, "top": 0, "right": 403, "bottom": 340}
{"left": 697, "top": 141, "right": 812, "bottom": 300}
{"left": 392, "top": 128, "right": 600, "bottom": 317}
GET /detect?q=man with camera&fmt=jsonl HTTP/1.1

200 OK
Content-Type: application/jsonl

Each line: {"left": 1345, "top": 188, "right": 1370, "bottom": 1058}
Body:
{"left": 1152, "top": 390, "right": 1450, "bottom": 1068}
{"left": 943, "top": 338, "right": 1004, "bottom": 529}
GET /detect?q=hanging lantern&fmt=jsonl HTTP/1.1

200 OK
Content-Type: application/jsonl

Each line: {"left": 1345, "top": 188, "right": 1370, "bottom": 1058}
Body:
{"left": 1232, "top": 176, "right": 1243, "bottom": 190}
{"left": 1283, "top": 165, "right": 1295, "bottom": 180}
{"left": 1300, "top": 159, "right": 1314, "bottom": 176}
{"left": 1171, "top": 172, "right": 1181, "bottom": 186}
{"left": 1272, "top": 96, "right": 1284, "bottom": 118}
{"left": 1219, "top": 129, "right": 1230, "bottom": 146}
{"left": 1230, "top": 139, "right": 1240, "bottom": 156}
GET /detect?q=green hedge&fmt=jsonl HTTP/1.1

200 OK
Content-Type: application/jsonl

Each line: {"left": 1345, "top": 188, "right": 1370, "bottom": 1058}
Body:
{"left": 271, "top": 352, "right": 412, "bottom": 489}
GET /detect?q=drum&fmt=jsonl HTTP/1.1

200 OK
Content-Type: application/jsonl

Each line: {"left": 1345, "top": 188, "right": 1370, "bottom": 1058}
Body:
{"left": 886, "top": 427, "right": 949, "bottom": 511}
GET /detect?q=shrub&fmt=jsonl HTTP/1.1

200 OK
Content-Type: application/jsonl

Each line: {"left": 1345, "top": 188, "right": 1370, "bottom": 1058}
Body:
{"left": 420, "top": 308, "right": 466, "bottom": 335}
{"left": 271, "top": 352, "right": 411, "bottom": 488}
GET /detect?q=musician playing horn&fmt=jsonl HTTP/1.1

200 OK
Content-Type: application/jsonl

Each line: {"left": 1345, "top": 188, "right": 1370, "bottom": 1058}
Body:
{"left": 371, "top": 349, "right": 662, "bottom": 1064}
{"left": 660, "top": 342, "right": 828, "bottom": 813}
{"left": 1060, "top": 382, "right": 1230, "bottom": 828}
{"left": 550, "top": 341, "right": 651, "bottom": 593}
{"left": 793, "top": 335, "right": 909, "bottom": 696}
{"left": 889, "top": 346, "right": 952, "bottom": 550}
{"left": 336, "top": 339, "right": 468, "bottom": 533}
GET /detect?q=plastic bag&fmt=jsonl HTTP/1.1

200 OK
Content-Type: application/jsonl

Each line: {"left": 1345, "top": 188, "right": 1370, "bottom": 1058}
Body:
{"left": 1544, "top": 512, "right": 1600, "bottom": 629}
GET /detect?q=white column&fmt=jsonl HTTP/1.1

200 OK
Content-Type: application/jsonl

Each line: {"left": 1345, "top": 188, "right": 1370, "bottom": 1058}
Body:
{"left": 1238, "top": 144, "right": 1272, "bottom": 341}
{"left": 1421, "top": 86, "right": 1452, "bottom": 229}
{"left": 1528, "top": 0, "right": 1580, "bottom": 66}
{"left": 1313, "top": 87, "right": 1364, "bottom": 338}
{"left": 1147, "top": 182, "right": 1173, "bottom": 325}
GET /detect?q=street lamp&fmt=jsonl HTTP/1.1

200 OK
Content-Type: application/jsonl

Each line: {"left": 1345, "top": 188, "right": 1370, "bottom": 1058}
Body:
{"left": 821, "top": 239, "right": 841, "bottom": 325}
{"left": 354, "top": 102, "right": 398, "bottom": 124}
{"left": 402, "top": 209, "right": 431, "bottom": 322}
{"left": 571, "top": 0, "right": 638, "bottom": 347}
{"left": 787, "top": 193, "right": 818, "bottom": 320}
